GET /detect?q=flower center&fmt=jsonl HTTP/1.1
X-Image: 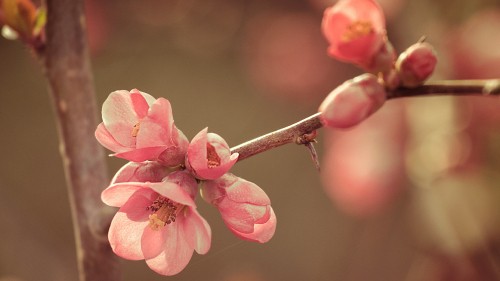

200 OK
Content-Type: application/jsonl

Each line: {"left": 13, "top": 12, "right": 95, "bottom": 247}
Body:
{"left": 131, "top": 122, "right": 141, "bottom": 137}
{"left": 341, "top": 20, "right": 374, "bottom": 42}
{"left": 146, "top": 196, "right": 182, "bottom": 231}
{"left": 206, "top": 143, "right": 221, "bottom": 168}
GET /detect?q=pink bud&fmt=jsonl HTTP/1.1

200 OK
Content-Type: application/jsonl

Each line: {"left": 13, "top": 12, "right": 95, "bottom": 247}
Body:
{"left": 322, "top": 0, "right": 386, "bottom": 69}
{"left": 186, "top": 128, "right": 239, "bottom": 180}
{"left": 396, "top": 42, "right": 437, "bottom": 87}
{"left": 318, "top": 74, "right": 386, "bottom": 129}
{"left": 201, "top": 174, "right": 276, "bottom": 243}
{"left": 368, "top": 39, "right": 397, "bottom": 73}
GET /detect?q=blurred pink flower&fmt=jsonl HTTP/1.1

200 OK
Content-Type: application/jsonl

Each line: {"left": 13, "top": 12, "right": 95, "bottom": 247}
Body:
{"left": 102, "top": 170, "right": 211, "bottom": 276}
{"left": 396, "top": 42, "right": 437, "bottom": 87}
{"left": 186, "top": 128, "right": 239, "bottom": 180}
{"left": 95, "top": 89, "right": 188, "bottom": 166}
{"left": 322, "top": 0, "right": 386, "bottom": 69}
{"left": 447, "top": 9, "right": 500, "bottom": 79}
{"left": 201, "top": 173, "right": 276, "bottom": 243}
{"left": 321, "top": 101, "right": 407, "bottom": 216}
{"left": 319, "top": 73, "right": 386, "bottom": 129}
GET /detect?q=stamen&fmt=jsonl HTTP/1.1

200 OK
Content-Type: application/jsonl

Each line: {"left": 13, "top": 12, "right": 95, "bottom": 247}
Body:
{"left": 131, "top": 122, "right": 141, "bottom": 137}
{"left": 147, "top": 196, "right": 181, "bottom": 231}
{"left": 206, "top": 143, "right": 221, "bottom": 168}
{"left": 341, "top": 20, "right": 374, "bottom": 42}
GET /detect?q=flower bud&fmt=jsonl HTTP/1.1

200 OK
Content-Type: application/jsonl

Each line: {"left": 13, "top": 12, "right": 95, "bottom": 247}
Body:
{"left": 186, "top": 128, "right": 238, "bottom": 180}
{"left": 319, "top": 73, "right": 386, "bottom": 129}
{"left": 396, "top": 42, "right": 437, "bottom": 87}
{"left": 201, "top": 173, "right": 276, "bottom": 243}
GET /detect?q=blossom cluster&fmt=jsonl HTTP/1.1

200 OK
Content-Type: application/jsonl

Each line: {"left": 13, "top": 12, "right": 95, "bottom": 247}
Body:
{"left": 319, "top": 0, "right": 438, "bottom": 130}
{"left": 95, "top": 89, "right": 276, "bottom": 276}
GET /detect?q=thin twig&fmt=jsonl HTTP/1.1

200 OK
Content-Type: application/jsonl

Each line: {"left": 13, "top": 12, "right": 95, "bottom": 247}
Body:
{"left": 231, "top": 79, "right": 500, "bottom": 161}
{"left": 43, "top": 0, "right": 121, "bottom": 280}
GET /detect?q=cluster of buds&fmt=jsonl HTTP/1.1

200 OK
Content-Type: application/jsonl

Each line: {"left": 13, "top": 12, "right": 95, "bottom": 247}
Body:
{"left": 319, "top": 0, "right": 438, "bottom": 129}
{"left": 96, "top": 89, "right": 276, "bottom": 276}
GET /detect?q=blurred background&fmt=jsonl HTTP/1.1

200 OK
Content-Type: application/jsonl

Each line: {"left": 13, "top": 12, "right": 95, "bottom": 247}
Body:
{"left": 1, "top": 0, "right": 500, "bottom": 280}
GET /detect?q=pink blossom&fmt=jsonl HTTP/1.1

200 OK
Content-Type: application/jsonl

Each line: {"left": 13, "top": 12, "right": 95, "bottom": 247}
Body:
{"left": 186, "top": 128, "right": 239, "bottom": 180}
{"left": 201, "top": 173, "right": 276, "bottom": 243}
{"left": 396, "top": 42, "right": 437, "bottom": 87}
{"left": 322, "top": 0, "right": 386, "bottom": 69}
{"left": 101, "top": 170, "right": 211, "bottom": 276}
{"left": 95, "top": 89, "right": 188, "bottom": 166}
{"left": 318, "top": 74, "right": 386, "bottom": 129}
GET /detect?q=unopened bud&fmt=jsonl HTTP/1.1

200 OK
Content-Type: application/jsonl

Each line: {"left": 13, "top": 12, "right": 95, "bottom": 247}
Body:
{"left": 396, "top": 42, "right": 437, "bottom": 87}
{"left": 319, "top": 73, "right": 386, "bottom": 129}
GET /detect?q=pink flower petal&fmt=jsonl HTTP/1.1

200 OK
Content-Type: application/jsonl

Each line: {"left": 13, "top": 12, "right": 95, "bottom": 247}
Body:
{"left": 113, "top": 146, "right": 168, "bottom": 162}
{"left": 141, "top": 221, "right": 173, "bottom": 259}
{"left": 136, "top": 98, "right": 174, "bottom": 148}
{"left": 108, "top": 189, "right": 155, "bottom": 260}
{"left": 101, "top": 183, "right": 147, "bottom": 207}
{"left": 145, "top": 222, "right": 194, "bottom": 276}
{"left": 111, "top": 161, "right": 170, "bottom": 184}
{"left": 95, "top": 123, "right": 128, "bottom": 154}
{"left": 148, "top": 182, "right": 196, "bottom": 207}
{"left": 102, "top": 90, "right": 143, "bottom": 147}
{"left": 229, "top": 207, "right": 277, "bottom": 243}
{"left": 218, "top": 200, "right": 269, "bottom": 234}
{"left": 182, "top": 208, "right": 212, "bottom": 255}
{"left": 129, "top": 89, "right": 154, "bottom": 119}
{"left": 224, "top": 175, "right": 271, "bottom": 205}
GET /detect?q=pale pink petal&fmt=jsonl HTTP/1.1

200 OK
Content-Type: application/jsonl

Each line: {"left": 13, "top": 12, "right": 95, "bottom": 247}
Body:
{"left": 145, "top": 222, "right": 194, "bottom": 276}
{"left": 95, "top": 123, "right": 128, "bottom": 153}
{"left": 224, "top": 175, "right": 271, "bottom": 205}
{"left": 108, "top": 190, "right": 154, "bottom": 260}
{"left": 102, "top": 90, "right": 141, "bottom": 147}
{"left": 229, "top": 207, "right": 277, "bottom": 243}
{"left": 101, "top": 183, "right": 147, "bottom": 207}
{"left": 111, "top": 161, "right": 170, "bottom": 184}
{"left": 182, "top": 208, "right": 211, "bottom": 255}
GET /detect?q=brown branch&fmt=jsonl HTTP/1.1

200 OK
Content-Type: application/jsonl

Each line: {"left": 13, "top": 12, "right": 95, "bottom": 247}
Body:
{"left": 231, "top": 79, "right": 500, "bottom": 161}
{"left": 43, "top": 0, "right": 121, "bottom": 280}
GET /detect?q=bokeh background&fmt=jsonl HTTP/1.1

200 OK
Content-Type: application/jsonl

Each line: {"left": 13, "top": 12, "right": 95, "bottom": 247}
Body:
{"left": 1, "top": 0, "right": 500, "bottom": 280}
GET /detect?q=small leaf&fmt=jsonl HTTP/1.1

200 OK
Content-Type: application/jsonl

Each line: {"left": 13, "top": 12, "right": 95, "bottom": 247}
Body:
{"left": 32, "top": 6, "right": 45, "bottom": 36}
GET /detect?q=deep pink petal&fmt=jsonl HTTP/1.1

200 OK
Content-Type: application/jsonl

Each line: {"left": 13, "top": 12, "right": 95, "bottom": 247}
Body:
{"left": 195, "top": 153, "right": 238, "bottom": 180}
{"left": 136, "top": 98, "right": 174, "bottom": 148}
{"left": 108, "top": 190, "right": 154, "bottom": 260}
{"left": 228, "top": 207, "right": 277, "bottom": 243}
{"left": 145, "top": 222, "right": 194, "bottom": 276}
{"left": 129, "top": 89, "right": 152, "bottom": 119}
{"left": 111, "top": 161, "right": 169, "bottom": 184}
{"left": 182, "top": 208, "right": 211, "bottom": 255}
